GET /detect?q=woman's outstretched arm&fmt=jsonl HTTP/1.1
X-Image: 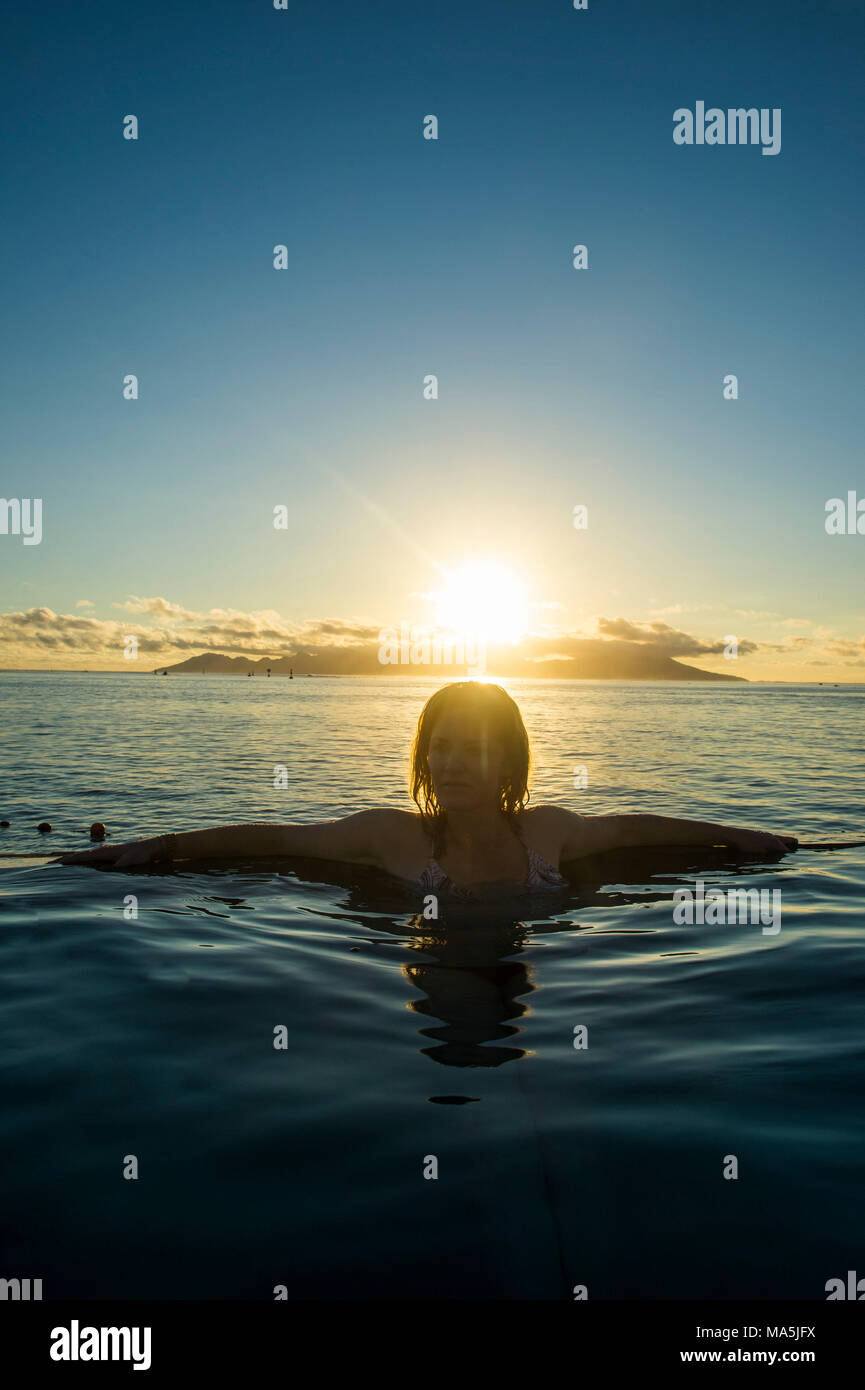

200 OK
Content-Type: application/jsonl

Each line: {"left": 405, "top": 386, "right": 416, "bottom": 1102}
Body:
{"left": 56, "top": 809, "right": 406, "bottom": 869}
{"left": 550, "top": 808, "right": 798, "bottom": 862}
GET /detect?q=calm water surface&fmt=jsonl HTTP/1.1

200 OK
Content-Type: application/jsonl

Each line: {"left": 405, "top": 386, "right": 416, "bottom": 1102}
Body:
{"left": 1, "top": 674, "right": 863, "bottom": 1299}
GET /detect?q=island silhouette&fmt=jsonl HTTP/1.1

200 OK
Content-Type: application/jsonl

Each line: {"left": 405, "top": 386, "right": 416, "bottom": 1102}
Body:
{"left": 154, "top": 641, "right": 746, "bottom": 681}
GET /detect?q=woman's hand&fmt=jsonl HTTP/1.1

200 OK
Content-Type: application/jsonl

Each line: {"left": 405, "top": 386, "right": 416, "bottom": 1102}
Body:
{"left": 721, "top": 827, "right": 798, "bottom": 856}
{"left": 56, "top": 836, "right": 170, "bottom": 868}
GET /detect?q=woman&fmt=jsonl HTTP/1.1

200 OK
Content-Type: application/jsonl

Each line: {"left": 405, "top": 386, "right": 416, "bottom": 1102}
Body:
{"left": 58, "top": 680, "right": 798, "bottom": 896}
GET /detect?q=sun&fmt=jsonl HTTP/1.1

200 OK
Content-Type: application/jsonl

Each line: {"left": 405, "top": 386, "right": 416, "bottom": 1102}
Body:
{"left": 433, "top": 561, "right": 529, "bottom": 644}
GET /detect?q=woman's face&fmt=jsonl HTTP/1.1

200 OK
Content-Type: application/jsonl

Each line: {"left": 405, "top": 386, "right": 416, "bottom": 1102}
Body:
{"left": 427, "top": 708, "right": 508, "bottom": 812}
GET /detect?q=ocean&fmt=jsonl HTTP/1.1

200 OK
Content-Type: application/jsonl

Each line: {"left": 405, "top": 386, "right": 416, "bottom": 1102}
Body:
{"left": 1, "top": 673, "right": 863, "bottom": 1299}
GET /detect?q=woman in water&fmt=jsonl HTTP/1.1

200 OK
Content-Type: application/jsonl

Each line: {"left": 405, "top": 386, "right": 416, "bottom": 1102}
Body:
{"left": 58, "top": 681, "right": 798, "bottom": 896}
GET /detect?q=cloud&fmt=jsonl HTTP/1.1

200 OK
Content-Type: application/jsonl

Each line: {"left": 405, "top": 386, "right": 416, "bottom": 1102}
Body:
{"left": 822, "top": 638, "right": 865, "bottom": 656}
{"left": 0, "top": 607, "right": 167, "bottom": 655}
{"left": 0, "top": 602, "right": 390, "bottom": 664}
{"left": 113, "top": 595, "right": 197, "bottom": 621}
{"left": 596, "top": 616, "right": 759, "bottom": 657}
{"left": 649, "top": 602, "right": 723, "bottom": 617}
{"left": 1, "top": 597, "right": 862, "bottom": 676}
{"left": 293, "top": 617, "right": 381, "bottom": 643}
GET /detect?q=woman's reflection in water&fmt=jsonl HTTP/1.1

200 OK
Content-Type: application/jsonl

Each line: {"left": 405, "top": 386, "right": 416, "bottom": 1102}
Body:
{"left": 195, "top": 841, "right": 735, "bottom": 1073}
{"left": 400, "top": 908, "right": 543, "bottom": 1067}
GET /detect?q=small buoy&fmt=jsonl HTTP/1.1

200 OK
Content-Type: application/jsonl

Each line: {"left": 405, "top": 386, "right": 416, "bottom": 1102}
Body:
{"left": 37, "top": 822, "right": 52, "bottom": 833}
{"left": 0, "top": 820, "right": 10, "bottom": 828}
{"left": 90, "top": 822, "right": 107, "bottom": 840}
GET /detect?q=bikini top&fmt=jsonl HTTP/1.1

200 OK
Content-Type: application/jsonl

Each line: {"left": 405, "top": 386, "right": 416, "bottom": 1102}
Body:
{"left": 418, "top": 844, "right": 568, "bottom": 899}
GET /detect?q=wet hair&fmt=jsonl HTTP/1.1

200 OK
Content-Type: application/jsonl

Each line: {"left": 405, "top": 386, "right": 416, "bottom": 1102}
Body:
{"left": 409, "top": 681, "right": 531, "bottom": 854}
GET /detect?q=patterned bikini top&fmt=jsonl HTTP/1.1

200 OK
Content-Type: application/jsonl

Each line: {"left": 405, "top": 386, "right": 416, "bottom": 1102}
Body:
{"left": 418, "top": 845, "right": 568, "bottom": 900}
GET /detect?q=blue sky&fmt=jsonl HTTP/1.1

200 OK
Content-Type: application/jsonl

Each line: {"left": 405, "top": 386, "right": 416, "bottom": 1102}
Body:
{"left": 2, "top": 0, "right": 864, "bottom": 675}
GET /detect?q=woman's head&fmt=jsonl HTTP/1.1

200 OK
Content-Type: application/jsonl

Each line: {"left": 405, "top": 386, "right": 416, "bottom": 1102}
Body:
{"left": 410, "top": 681, "right": 531, "bottom": 828}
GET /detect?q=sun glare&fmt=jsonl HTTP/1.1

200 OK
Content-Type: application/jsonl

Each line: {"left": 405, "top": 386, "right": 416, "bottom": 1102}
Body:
{"left": 433, "top": 561, "right": 529, "bottom": 644}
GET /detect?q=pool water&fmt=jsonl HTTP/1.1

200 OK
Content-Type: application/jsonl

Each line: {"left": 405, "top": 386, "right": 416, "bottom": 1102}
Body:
{"left": 1, "top": 674, "right": 863, "bottom": 1299}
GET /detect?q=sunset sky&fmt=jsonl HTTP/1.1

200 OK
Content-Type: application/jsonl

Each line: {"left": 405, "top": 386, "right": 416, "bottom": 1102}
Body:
{"left": 2, "top": 0, "right": 863, "bottom": 679}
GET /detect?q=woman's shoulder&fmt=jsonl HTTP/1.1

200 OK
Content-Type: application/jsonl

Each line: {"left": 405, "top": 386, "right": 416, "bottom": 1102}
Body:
{"left": 362, "top": 809, "right": 433, "bottom": 879}
{"left": 515, "top": 805, "right": 574, "bottom": 859}
{"left": 518, "top": 804, "right": 595, "bottom": 854}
